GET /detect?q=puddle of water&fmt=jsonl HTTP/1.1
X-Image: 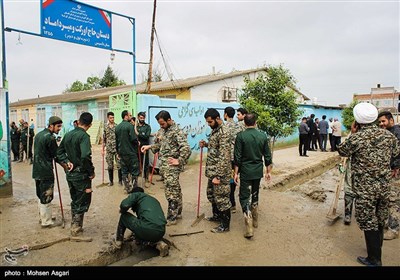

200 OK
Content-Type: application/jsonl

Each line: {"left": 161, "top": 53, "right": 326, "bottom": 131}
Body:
{"left": 109, "top": 247, "right": 159, "bottom": 266}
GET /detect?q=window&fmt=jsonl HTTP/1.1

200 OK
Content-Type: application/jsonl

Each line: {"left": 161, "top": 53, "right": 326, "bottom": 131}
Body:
{"left": 52, "top": 106, "right": 62, "bottom": 119}
{"left": 21, "top": 109, "right": 29, "bottom": 122}
{"left": 10, "top": 110, "right": 17, "bottom": 123}
{"left": 97, "top": 102, "right": 109, "bottom": 124}
{"left": 37, "top": 107, "right": 46, "bottom": 128}
{"left": 76, "top": 104, "right": 88, "bottom": 119}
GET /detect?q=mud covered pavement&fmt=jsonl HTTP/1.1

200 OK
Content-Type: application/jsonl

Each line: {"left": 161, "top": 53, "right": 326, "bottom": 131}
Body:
{"left": 1, "top": 146, "right": 399, "bottom": 266}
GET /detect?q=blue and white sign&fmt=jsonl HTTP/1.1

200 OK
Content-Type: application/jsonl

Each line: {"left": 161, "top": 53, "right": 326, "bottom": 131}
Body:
{"left": 41, "top": 0, "right": 112, "bottom": 50}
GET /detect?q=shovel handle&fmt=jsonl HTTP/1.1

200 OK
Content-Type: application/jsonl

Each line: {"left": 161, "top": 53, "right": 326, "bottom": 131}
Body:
{"left": 197, "top": 147, "right": 203, "bottom": 217}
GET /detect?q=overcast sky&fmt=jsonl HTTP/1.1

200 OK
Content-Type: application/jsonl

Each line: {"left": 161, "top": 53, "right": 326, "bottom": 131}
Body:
{"left": 1, "top": 0, "right": 399, "bottom": 106}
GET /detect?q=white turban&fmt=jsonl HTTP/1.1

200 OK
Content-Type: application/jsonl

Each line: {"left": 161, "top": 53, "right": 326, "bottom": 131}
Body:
{"left": 353, "top": 102, "right": 378, "bottom": 124}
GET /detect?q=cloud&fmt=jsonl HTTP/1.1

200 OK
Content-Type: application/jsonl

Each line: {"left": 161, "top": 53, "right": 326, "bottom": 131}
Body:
{"left": 1, "top": 0, "right": 399, "bottom": 106}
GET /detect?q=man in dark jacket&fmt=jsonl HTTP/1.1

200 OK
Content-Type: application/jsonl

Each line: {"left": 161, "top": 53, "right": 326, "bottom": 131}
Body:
{"left": 136, "top": 112, "right": 151, "bottom": 182}
{"left": 113, "top": 187, "right": 168, "bottom": 256}
{"left": 234, "top": 114, "right": 272, "bottom": 238}
{"left": 10, "top": 122, "right": 20, "bottom": 161}
{"left": 32, "top": 116, "right": 64, "bottom": 227}
{"left": 20, "top": 121, "right": 34, "bottom": 164}
{"left": 57, "top": 112, "right": 95, "bottom": 236}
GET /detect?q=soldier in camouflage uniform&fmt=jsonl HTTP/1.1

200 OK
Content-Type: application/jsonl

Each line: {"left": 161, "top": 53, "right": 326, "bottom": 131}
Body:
{"left": 234, "top": 114, "right": 272, "bottom": 238}
{"left": 377, "top": 111, "right": 400, "bottom": 240}
{"left": 224, "top": 106, "right": 240, "bottom": 213}
{"left": 103, "top": 112, "right": 122, "bottom": 186}
{"left": 115, "top": 110, "right": 140, "bottom": 194}
{"left": 236, "top": 108, "right": 247, "bottom": 133}
{"left": 57, "top": 112, "right": 95, "bottom": 237}
{"left": 199, "top": 108, "right": 232, "bottom": 233}
{"left": 141, "top": 110, "right": 191, "bottom": 226}
{"left": 338, "top": 103, "right": 400, "bottom": 266}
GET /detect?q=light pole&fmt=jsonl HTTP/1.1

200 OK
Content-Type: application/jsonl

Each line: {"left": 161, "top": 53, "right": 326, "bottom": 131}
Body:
{"left": 0, "top": 0, "right": 13, "bottom": 197}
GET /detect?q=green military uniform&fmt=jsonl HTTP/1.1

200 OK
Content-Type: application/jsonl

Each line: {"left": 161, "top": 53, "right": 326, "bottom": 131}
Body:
{"left": 151, "top": 123, "right": 191, "bottom": 223}
{"left": 115, "top": 120, "right": 139, "bottom": 193}
{"left": 20, "top": 126, "right": 34, "bottom": 162}
{"left": 32, "top": 128, "right": 59, "bottom": 204}
{"left": 116, "top": 192, "right": 166, "bottom": 243}
{"left": 137, "top": 122, "right": 151, "bottom": 179}
{"left": 104, "top": 123, "right": 121, "bottom": 185}
{"left": 57, "top": 127, "right": 94, "bottom": 235}
{"left": 32, "top": 127, "right": 59, "bottom": 226}
{"left": 338, "top": 124, "right": 400, "bottom": 266}
{"left": 234, "top": 127, "right": 272, "bottom": 213}
{"left": 205, "top": 123, "right": 232, "bottom": 232}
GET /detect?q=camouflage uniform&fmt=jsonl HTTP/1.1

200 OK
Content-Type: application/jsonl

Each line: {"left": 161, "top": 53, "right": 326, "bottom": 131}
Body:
{"left": 385, "top": 124, "right": 400, "bottom": 238}
{"left": 104, "top": 123, "right": 121, "bottom": 185}
{"left": 205, "top": 123, "right": 232, "bottom": 232}
{"left": 238, "top": 120, "right": 246, "bottom": 133}
{"left": 224, "top": 119, "right": 240, "bottom": 211}
{"left": 338, "top": 124, "right": 400, "bottom": 265}
{"left": 151, "top": 123, "right": 191, "bottom": 224}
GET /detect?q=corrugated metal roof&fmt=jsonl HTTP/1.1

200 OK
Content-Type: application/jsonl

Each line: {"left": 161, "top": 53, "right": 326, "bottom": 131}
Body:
{"left": 10, "top": 67, "right": 309, "bottom": 106}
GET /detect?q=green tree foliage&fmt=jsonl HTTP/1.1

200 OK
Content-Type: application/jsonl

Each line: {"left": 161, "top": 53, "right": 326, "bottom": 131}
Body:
{"left": 239, "top": 65, "right": 303, "bottom": 151}
{"left": 341, "top": 100, "right": 359, "bottom": 130}
{"left": 100, "top": 65, "right": 125, "bottom": 88}
{"left": 65, "top": 66, "right": 125, "bottom": 93}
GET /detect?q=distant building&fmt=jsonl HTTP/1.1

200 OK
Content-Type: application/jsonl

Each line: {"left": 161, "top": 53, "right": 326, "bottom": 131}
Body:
{"left": 353, "top": 84, "right": 399, "bottom": 113}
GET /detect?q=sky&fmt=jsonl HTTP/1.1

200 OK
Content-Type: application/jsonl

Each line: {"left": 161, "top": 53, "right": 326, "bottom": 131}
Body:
{"left": 1, "top": 0, "right": 399, "bottom": 106}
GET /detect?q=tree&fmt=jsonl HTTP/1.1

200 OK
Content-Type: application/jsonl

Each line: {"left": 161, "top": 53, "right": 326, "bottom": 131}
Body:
{"left": 341, "top": 100, "right": 359, "bottom": 131}
{"left": 239, "top": 65, "right": 303, "bottom": 155}
{"left": 64, "top": 66, "right": 125, "bottom": 93}
{"left": 66, "top": 80, "right": 85, "bottom": 92}
{"left": 100, "top": 65, "right": 125, "bottom": 88}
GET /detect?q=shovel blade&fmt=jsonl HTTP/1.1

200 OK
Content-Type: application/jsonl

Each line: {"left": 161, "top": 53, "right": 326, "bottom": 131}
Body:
{"left": 191, "top": 213, "right": 205, "bottom": 227}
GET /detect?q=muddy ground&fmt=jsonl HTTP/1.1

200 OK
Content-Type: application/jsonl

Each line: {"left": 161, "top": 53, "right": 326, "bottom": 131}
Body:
{"left": 0, "top": 145, "right": 398, "bottom": 266}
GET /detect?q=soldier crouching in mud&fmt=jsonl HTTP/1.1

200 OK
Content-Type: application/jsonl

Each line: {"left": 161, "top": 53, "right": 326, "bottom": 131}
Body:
{"left": 337, "top": 102, "right": 400, "bottom": 266}
{"left": 112, "top": 187, "right": 169, "bottom": 257}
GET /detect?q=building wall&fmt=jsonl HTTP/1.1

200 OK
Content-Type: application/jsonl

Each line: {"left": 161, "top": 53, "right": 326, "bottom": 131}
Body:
{"left": 150, "top": 89, "right": 191, "bottom": 100}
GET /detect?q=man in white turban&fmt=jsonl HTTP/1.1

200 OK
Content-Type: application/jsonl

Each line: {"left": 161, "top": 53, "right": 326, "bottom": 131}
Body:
{"left": 337, "top": 102, "right": 400, "bottom": 266}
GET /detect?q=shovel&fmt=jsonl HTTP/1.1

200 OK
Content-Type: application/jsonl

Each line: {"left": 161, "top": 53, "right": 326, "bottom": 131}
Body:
{"left": 95, "top": 141, "right": 108, "bottom": 188}
{"left": 141, "top": 150, "right": 148, "bottom": 188}
{"left": 53, "top": 160, "right": 65, "bottom": 228}
{"left": 326, "top": 157, "right": 347, "bottom": 223}
{"left": 149, "top": 152, "right": 158, "bottom": 185}
{"left": 191, "top": 147, "right": 205, "bottom": 227}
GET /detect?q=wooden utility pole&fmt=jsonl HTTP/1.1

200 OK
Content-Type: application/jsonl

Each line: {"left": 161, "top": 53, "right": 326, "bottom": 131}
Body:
{"left": 146, "top": 0, "right": 157, "bottom": 93}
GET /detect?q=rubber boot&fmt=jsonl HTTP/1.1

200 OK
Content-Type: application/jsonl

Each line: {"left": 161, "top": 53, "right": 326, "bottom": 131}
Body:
{"left": 357, "top": 230, "right": 382, "bottom": 266}
{"left": 243, "top": 212, "right": 254, "bottom": 239}
{"left": 40, "top": 203, "right": 54, "bottom": 227}
{"left": 205, "top": 203, "right": 220, "bottom": 222}
{"left": 211, "top": 209, "right": 230, "bottom": 233}
{"left": 344, "top": 194, "right": 353, "bottom": 225}
{"left": 118, "top": 169, "right": 123, "bottom": 186}
{"left": 131, "top": 176, "right": 138, "bottom": 191}
{"left": 251, "top": 205, "right": 258, "bottom": 228}
{"left": 108, "top": 169, "right": 114, "bottom": 186}
{"left": 71, "top": 213, "right": 84, "bottom": 236}
{"left": 378, "top": 225, "right": 384, "bottom": 247}
{"left": 156, "top": 240, "right": 169, "bottom": 257}
{"left": 113, "top": 219, "right": 126, "bottom": 249}
{"left": 123, "top": 175, "right": 131, "bottom": 194}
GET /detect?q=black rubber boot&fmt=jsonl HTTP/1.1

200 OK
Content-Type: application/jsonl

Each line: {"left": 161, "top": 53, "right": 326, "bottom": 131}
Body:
{"left": 206, "top": 203, "right": 220, "bottom": 222}
{"left": 211, "top": 209, "right": 230, "bottom": 233}
{"left": 344, "top": 193, "right": 354, "bottom": 225}
{"left": 108, "top": 169, "right": 114, "bottom": 186}
{"left": 118, "top": 169, "right": 123, "bottom": 185}
{"left": 357, "top": 230, "right": 382, "bottom": 266}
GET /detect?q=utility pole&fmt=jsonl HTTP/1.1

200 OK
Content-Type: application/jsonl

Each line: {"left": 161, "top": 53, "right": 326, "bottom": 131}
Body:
{"left": 145, "top": 0, "right": 157, "bottom": 94}
{"left": 0, "top": 0, "right": 13, "bottom": 197}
